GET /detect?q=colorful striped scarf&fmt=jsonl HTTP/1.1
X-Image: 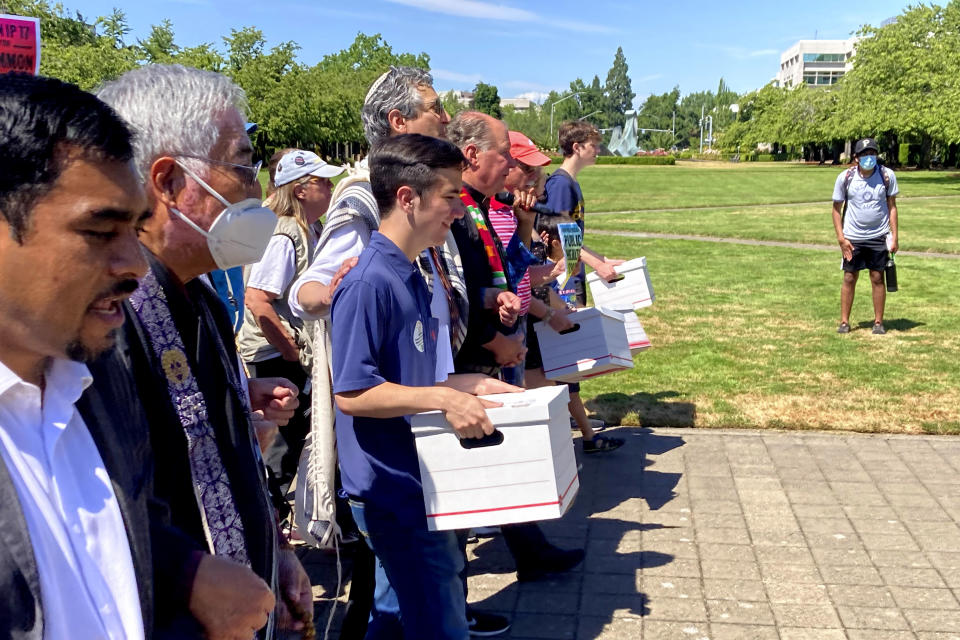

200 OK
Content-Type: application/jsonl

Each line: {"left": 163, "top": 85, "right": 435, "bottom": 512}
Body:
{"left": 460, "top": 187, "right": 508, "bottom": 290}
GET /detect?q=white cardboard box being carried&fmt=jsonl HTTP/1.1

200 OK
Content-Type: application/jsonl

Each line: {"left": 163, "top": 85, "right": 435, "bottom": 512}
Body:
{"left": 534, "top": 307, "right": 633, "bottom": 383}
{"left": 623, "top": 311, "right": 651, "bottom": 355}
{"left": 587, "top": 256, "right": 655, "bottom": 311}
{"left": 411, "top": 386, "right": 578, "bottom": 531}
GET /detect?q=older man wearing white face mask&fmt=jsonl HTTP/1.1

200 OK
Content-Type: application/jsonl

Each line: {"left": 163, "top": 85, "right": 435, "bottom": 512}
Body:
{"left": 96, "top": 64, "right": 313, "bottom": 640}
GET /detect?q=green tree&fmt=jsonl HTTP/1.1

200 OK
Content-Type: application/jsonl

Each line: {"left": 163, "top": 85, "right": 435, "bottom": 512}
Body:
{"left": 603, "top": 46, "right": 635, "bottom": 128}
{"left": 580, "top": 75, "right": 609, "bottom": 128}
{"left": 137, "top": 20, "right": 177, "bottom": 63}
{"left": 637, "top": 86, "right": 680, "bottom": 149}
{"left": 838, "top": 3, "right": 960, "bottom": 167}
{"left": 472, "top": 82, "right": 502, "bottom": 118}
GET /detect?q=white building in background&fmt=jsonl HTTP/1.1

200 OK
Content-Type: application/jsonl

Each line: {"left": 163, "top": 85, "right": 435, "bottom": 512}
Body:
{"left": 776, "top": 38, "right": 858, "bottom": 88}
{"left": 440, "top": 90, "right": 537, "bottom": 112}
{"left": 439, "top": 90, "right": 474, "bottom": 107}
{"left": 500, "top": 98, "right": 533, "bottom": 111}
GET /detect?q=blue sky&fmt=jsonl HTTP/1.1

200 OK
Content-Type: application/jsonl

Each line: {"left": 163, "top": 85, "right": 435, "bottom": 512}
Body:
{"left": 71, "top": 0, "right": 912, "bottom": 105}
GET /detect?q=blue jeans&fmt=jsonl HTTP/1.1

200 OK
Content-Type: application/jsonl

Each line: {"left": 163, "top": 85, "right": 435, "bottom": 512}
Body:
{"left": 349, "top": 500, "right": 468, "bottom": 640}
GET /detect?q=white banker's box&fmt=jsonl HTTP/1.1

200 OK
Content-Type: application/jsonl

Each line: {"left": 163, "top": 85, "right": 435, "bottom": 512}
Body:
{"left": 411, "top": 386, "right": 579, "bottom": 531}
{"left": 587, "top": 256, "right": 655, "bottom": 311}
{"left": 623, "top": 311, "right": 651, "bottom": 355}
{"left": 534, "top": 307, "right": 633, "bottom": 383}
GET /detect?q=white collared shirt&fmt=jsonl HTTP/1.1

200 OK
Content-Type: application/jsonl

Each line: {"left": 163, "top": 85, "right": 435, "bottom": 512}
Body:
{"left": 0, "top": 358, "right": 144, "bottom": 640}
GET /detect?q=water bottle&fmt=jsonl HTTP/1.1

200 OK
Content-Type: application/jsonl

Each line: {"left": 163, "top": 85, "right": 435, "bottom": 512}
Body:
{"left": 885, "top": 254, "right": 898, "bottom": 292}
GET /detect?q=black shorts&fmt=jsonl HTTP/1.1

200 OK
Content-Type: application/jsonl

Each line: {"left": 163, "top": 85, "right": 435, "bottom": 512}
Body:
{"left": 842, "top": 237, "right": 888, "bottom": 272}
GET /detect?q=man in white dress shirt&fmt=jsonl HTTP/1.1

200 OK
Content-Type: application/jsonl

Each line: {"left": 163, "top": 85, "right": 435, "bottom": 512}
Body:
{"left": 0, "top": 74, "right": 153, "bottom": 639}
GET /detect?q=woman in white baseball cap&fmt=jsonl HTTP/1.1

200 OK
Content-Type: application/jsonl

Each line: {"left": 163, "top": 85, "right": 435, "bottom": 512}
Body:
{"left": 237, "top": 149, "right": 344, "bottom": 489}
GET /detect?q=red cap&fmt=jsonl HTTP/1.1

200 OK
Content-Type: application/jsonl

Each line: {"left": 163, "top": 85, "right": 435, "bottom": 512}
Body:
{"left": 509, "top": 131, "right": 551, "bottom": 166}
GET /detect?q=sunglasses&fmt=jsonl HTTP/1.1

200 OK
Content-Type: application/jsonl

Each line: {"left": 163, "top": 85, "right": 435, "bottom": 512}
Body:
{"left": 425, "top": 97, "right": 446, "bottom": 117}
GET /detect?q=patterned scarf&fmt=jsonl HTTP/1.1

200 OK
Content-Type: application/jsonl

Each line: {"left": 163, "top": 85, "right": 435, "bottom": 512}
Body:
{"left": 460, "top": 187, "right": 508, "bottom": 290}
{"left": 129, "top": 268, "right": 251, "bottom": 565}
{"left": 417, "top": 237, "right": 469, "bottom": 356}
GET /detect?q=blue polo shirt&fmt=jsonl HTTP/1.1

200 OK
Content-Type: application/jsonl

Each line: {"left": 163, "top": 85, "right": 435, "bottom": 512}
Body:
{"left": 331, "top": 231, "right": 438, "bottom": 524}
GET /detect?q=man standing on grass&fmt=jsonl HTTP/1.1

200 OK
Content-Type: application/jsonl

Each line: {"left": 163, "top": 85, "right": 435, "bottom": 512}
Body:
{"left": 331, "top": 134, "right": 498, "bottom": 640}
{"left": 543, "top": 120, "right": 624, "bottom": 306}
{"left": 832, "top": 137, "right": 899, "bottom": 335}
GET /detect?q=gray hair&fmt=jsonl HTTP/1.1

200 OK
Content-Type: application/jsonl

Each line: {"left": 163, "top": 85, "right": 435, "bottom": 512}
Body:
{"left": 96, "top": 64, "right": 248, "bottom": 180}
{"left": 446, "top": 111, "right": 497, "bottom": 152}
{"left": 361, "top": 66, "right": 433, "bottom": 146}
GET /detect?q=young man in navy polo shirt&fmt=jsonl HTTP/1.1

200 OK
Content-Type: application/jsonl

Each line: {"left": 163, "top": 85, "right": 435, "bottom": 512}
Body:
{"left": 331, "top": 134, "right": 499, "bottom": 640}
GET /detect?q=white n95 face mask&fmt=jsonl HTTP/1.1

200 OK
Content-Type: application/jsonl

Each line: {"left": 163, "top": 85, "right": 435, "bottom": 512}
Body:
{"left": 171, "top": 159, "right": 277, "bottom": 270}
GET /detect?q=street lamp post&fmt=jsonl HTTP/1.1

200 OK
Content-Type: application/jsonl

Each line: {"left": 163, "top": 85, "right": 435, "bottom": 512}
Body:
{"left": 550, "top": 92, "right": 581, "bottom": 145}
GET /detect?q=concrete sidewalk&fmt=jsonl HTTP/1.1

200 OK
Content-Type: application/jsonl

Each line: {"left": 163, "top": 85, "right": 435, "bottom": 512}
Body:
{"left": 300, "top": 427, "right": 960, "bottom": 639}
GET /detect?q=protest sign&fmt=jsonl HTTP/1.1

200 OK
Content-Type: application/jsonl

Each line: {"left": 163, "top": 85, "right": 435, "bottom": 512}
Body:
{"left": 0, "top": 14, "right": 40, "bottom": 75}
{"left": 557, "top": 221, "right": 582, "bottom": 305}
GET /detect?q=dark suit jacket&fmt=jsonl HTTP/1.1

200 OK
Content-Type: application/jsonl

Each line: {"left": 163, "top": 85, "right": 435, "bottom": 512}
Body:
{"left": 0, "top": 352, "right": 155, "bottom": 640}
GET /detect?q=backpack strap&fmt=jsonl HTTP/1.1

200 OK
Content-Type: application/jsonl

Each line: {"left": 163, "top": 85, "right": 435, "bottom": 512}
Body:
{"left": 878, "top": 166, "right": 891, "bottom": 196}
{"left": 841, "top": 167, "right": 856, "bottom": 222}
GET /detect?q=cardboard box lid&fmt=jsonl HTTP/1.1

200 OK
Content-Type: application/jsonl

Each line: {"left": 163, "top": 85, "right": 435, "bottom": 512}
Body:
{"left": 411, "top": 385, "right": 570, "bottom": 431}
{"left": 585, "top": 256, "right": 648, "bottom": 284}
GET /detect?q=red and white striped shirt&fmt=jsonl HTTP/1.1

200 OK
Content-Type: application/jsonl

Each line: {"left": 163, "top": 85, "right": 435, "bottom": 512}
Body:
{"left": 487, "top": 200, "right": 532, "bottom": 316}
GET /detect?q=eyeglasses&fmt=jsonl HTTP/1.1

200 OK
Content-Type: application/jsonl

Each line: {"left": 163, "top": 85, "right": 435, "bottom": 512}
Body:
{"left": 177, "top": 154, "right": 263, "bottom": 187}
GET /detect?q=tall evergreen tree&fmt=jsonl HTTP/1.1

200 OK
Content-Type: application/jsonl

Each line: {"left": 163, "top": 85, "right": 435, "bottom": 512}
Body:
{"left": 604, "top": 47, "right": 635, "bottom": 128}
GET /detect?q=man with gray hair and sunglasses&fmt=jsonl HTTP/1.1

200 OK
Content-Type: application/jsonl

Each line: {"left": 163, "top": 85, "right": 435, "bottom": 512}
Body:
{"left": 289, "top": 65, "right": 452, "bottom": 319}
{"left": 96, "top": 64, "right": 312, "bottom": 639}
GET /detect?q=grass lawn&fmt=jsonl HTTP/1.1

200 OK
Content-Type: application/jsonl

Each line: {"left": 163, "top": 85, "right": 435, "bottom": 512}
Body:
{"left": 575, "top": 161, "right": 960, "bottom": 212}
{"left": 579, "top": 235, "right": 960, "bottom": 434}
{"left": 588, "top": 197, "right": 960, "bottom": 255}
{"left": 566, "top": 162, "right": 960, "bottom": 434}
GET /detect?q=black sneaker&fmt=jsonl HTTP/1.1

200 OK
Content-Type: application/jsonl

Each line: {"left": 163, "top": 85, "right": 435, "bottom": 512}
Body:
{"left": 837, "top": 322, "right": 851, "bottom": 334}
{"left": 466, "top": 610, "right": 510, "bottom": 637}
{"left": 873, "top": 322, "right": 886, "bottom": 335}
{"left": 516, "top": 546, "right": 585, "bottom": 582}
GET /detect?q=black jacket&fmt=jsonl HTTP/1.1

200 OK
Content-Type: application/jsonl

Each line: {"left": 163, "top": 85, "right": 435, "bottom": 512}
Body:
{"left": 0, "top": 350, "right": 155, "bottom": 640}
{"left": 450, "top": 183, "right": 516, "bottom": 375}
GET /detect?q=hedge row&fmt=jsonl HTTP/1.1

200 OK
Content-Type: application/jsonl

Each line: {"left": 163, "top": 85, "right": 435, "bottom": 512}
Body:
{"left": 740, "top": 153, "right": 802, "bottom": 162}
{"left": 549, "top": 155, "right": 676, "bottom": 166}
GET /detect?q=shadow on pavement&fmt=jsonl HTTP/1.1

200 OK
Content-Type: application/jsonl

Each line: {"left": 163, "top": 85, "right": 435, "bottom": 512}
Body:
{"left": 466, "top": 427, "right": 686, "bottom": 638}
{"left": 297, "top": 428, "right": 688, "bottom": 639}
{"left": 585, "top": 391, "right": 697, "bottom": 428}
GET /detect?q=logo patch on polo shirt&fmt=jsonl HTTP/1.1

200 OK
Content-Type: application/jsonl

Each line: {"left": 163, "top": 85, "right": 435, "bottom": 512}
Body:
{"left": 413, "top": 320, "right": 425, "bottom": 352}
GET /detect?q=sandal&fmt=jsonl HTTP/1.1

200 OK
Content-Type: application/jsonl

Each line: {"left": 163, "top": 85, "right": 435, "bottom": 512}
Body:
{"left": 583, "top": 435, "right": 624, "bottom": 454}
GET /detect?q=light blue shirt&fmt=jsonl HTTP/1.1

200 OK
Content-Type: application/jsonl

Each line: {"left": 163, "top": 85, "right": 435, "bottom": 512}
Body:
{"left": 832, "top": 167, "right": 899, "bottom": 242}
{"left": 0, "top": 358, "right": 144, "bottom": 640}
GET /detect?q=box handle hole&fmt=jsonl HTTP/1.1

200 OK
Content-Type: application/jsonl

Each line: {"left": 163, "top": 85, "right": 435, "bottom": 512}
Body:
{"left": 459, "top": 429, "right": 504, "bottom": 449}
{"left": 558, "top": 323, "right": 581, "bottom": 335}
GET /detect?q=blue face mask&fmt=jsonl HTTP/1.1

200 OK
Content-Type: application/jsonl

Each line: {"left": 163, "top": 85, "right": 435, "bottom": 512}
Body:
{"left": 858, "top": 155, "right": 877, "bottom": 171}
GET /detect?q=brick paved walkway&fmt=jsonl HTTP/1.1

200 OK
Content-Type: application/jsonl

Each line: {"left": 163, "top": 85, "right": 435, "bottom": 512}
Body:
{"left": 299, "top": 427, "right": 960, "bottom": 639}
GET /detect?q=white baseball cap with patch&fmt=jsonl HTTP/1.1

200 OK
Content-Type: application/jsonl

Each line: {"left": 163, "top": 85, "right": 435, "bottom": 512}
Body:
{"left": 274, "top": 150, "right": 344, "bottom": 186}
